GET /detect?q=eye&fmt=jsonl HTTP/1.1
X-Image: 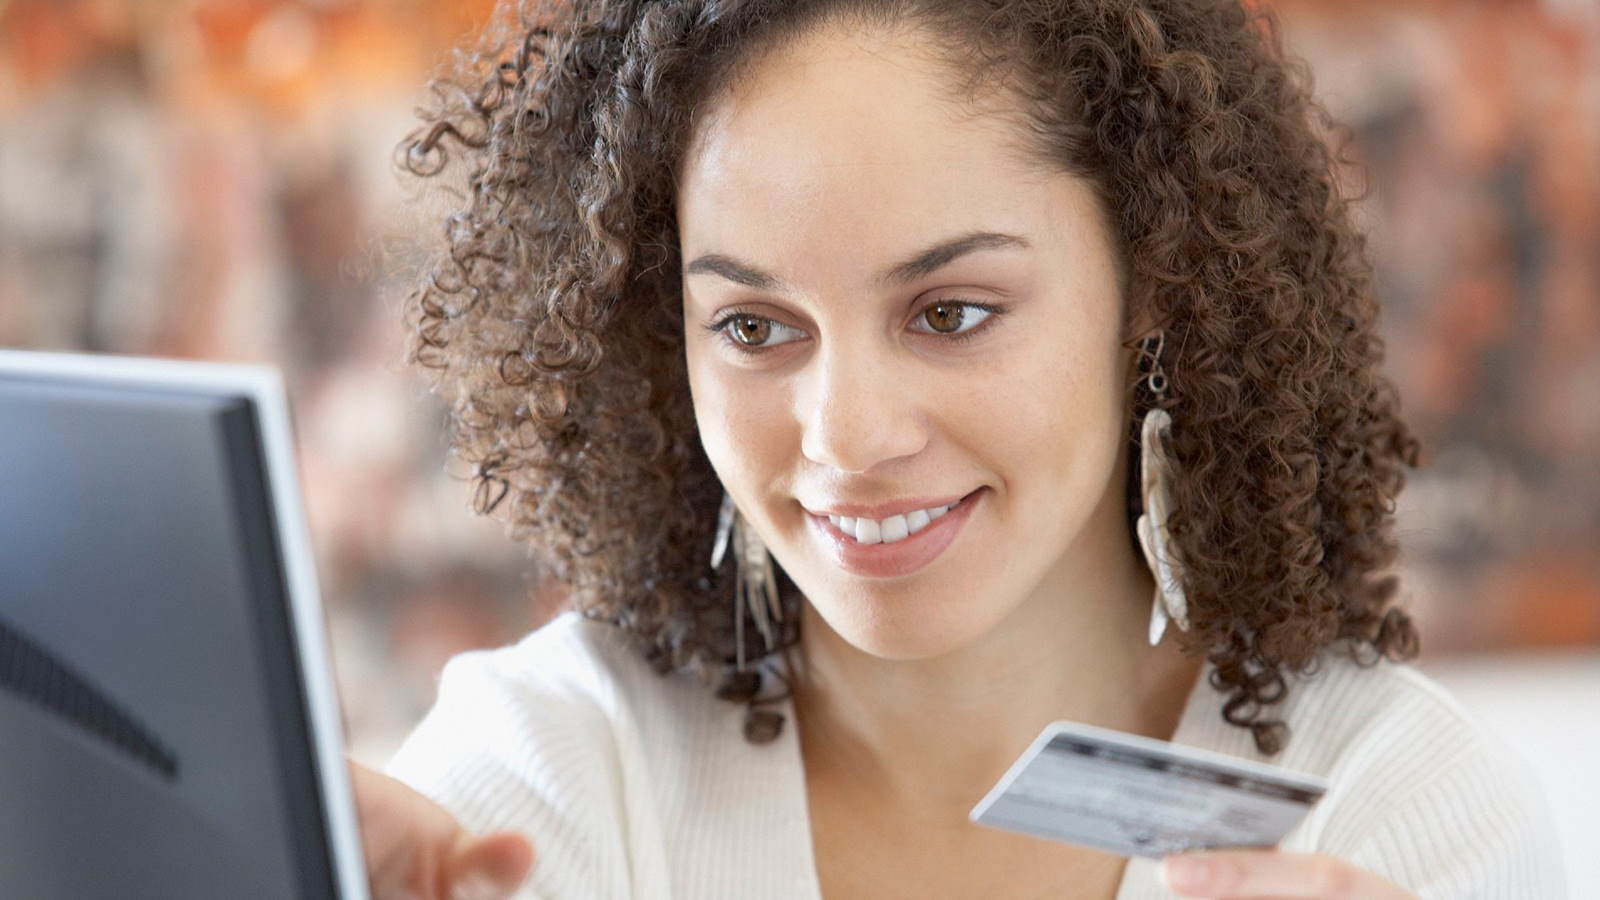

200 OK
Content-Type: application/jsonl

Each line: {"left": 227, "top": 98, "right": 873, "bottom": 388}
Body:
{"left": 908, "top": 300, "right": 1001, "bottom": 342}
{"left": 702, "top": 299, "right": 1008, "bottom": 356}
{"left": 706, "top": 311, "right": 806, "bottom": 352}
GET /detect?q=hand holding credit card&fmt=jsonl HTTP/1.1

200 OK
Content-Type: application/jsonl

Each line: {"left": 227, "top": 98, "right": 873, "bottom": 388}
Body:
{"left": 970, "top": 720, "right": 1326, "bottom": 858}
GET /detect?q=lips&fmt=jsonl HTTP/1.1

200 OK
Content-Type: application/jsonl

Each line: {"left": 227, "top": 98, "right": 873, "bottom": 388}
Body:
{"left": 805, "top": 491, "right": 973, "bottom": 520}
{"left": 808, "top": 487, "right": 984, "bottom": 579}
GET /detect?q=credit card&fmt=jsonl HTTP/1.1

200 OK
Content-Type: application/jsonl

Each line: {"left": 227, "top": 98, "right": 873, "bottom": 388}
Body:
{"left": 969, "top": 720, "right": 1327, "bottom": 858}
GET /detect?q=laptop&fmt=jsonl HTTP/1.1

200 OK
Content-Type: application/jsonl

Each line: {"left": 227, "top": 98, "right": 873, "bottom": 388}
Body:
{"left": 0, "top": 347, "right": 369, "bottom": 899}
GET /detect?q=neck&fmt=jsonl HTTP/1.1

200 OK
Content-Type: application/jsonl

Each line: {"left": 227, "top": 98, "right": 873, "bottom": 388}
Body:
{"left": 790, "top": 502, "right": 1205, "bottom": 821}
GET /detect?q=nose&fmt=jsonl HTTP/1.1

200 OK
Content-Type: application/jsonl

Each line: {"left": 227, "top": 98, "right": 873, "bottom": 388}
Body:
{"left": 798, "top": 343, "right": 927, "bottom": 474}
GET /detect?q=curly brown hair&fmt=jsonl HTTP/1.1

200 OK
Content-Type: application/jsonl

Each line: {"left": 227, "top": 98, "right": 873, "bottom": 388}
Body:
{"left": 397, "top": 0, "right": 1424, "bottom": 756}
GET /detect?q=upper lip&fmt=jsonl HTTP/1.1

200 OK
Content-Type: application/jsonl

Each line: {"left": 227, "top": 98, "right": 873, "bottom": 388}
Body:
{"left": 803, "top": 489, "right": 976, "bottom": 520}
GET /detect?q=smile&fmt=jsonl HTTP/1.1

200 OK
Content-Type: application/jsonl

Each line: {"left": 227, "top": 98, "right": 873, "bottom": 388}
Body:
{"left": 807, "top": 488, "right": 984, "bottom": 579}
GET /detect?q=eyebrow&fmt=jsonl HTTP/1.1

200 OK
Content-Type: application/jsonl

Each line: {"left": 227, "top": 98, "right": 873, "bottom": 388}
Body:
{"left": 682, "top": 230, "right": 1031, "bottom": 294}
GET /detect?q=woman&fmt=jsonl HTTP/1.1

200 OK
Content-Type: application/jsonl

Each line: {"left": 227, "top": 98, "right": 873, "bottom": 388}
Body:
{"left": 351, "top": 0, "right": 1566, "bottom": 897}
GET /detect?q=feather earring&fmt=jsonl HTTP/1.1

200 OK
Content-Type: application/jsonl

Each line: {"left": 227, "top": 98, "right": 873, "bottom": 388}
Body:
{"left": 711, "top": 491, "right": 784, "bottom": 670}
{"left": 1134, "top": 333, "right": 1191, "bottom": 646}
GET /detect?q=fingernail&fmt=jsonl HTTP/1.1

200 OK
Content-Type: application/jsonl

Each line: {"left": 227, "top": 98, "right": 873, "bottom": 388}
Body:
{"left": 1160, "top": 856, "right": 1212, "bottom": 894}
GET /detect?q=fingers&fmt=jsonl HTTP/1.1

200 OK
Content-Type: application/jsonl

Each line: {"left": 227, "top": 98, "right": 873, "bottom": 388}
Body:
{"left": 443, "top": 830, "right": 536, "bottom": 900}
{"left": 347, "top": 757, "right": 535, "bottom": 900}
{"left": 349, "top": 761, "right": 452, "bottom": 891}
{"left": 1159, "top": 849, "right": 1413, "bottom": 899}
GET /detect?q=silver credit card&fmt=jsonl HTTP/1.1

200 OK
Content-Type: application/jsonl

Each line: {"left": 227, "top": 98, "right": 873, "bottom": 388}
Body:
{"left": 969, "top": 720, "right": 1327, "bottom": 858}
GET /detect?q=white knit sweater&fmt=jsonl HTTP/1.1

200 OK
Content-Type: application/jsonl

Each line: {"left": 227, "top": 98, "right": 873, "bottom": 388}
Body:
{"left": 383, "top": 609, "right": 1567, "bottom": 899}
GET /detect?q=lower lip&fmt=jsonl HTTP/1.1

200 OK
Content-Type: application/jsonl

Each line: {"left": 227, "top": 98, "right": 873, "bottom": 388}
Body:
{"left": 808, "top": 488, "right": 984, "bottom": 579}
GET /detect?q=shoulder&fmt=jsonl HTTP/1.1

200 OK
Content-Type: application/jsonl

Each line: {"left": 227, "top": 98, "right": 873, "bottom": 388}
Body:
{"left": 1189, "top": 648, "right": 1526, "bottom": 778}
{"left": 1280, "top": 650, "right": 1511, "bottom": 769}
{"left": 1260, "top": 649, "right": 1540, "bottom": 810}
{"left": 406, "top": 606, "right": 711, "bottom": 725}
{"left": 383, "top": 607, "right": 709, "bottom": 773}
{"left": 384, "top": 611, "right": 634, "bottom": 764}
{"left": 438, "top": 607, "right": 648, "bottom": 705}
{"left": 1265, "top": 652, "right": 1566, "bottom": 895}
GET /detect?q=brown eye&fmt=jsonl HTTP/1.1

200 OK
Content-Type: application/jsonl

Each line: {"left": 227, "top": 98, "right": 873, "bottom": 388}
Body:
{"left": 730, "top": 315, "right": 770, "bottom": 345}
{"left": 709, "top": 312, "right": 803, "bottom": 352}
{"left": 908, "top": 300, "right": 1001, "bottom": 342}
{"left": 922, "top": 302, "right": 966, "bottom": 334}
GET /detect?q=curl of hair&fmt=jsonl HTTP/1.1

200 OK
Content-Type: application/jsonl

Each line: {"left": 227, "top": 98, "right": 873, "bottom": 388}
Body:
{"left": 397, "top": 0, "right": 1423, "bottom": 755}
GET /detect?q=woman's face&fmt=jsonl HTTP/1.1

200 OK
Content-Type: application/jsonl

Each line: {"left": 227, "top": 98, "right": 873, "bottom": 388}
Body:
{"left": 678, "top": 24, "right": 1136, "bottom": 661}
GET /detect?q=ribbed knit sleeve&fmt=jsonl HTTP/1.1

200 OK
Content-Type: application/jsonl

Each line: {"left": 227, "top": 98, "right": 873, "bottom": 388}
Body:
{"left": 381, "top": 629, "right": 638, "bottom": 900}
{"left": 1323, "top": 700, "right": 1568, "bottom": 899}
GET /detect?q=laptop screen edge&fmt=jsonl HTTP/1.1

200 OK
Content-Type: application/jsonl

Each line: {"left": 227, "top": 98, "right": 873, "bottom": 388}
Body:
{"left": 0, "top": 347, "right": 373, "bottom": 900}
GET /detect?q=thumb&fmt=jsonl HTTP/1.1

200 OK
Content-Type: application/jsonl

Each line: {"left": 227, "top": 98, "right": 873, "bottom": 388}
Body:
{"left": 444, "top": 831, "right": 535, "bottom": 900}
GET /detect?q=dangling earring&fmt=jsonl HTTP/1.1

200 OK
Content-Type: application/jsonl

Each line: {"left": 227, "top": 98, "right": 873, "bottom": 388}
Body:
{"left": 710, "top": 490, "right": 784, "bottom": 671}
{"left": 1135, "top": 331, "right": 1191, "bottom": 646}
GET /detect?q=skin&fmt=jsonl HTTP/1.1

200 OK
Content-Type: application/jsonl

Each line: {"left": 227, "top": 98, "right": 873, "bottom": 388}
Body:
{"left": 1161, "top": 850, "right": 1418, "bottom": 899}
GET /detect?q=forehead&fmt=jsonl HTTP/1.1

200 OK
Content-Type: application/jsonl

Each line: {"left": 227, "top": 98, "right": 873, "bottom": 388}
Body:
{"left": 676, "top": 26, "right": 1071, "bottom": 276}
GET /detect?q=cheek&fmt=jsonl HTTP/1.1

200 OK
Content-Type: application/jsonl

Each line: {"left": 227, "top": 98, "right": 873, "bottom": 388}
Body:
{"left": 966, "top": 325, "right": 1123, "bottom": 493}
{"left": 686, "top": 353, "right": 794, "bottom": 488}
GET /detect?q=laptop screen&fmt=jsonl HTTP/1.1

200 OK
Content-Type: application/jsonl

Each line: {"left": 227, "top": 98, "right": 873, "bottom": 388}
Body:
{"left": 0, "top": 350, "right": 367, "bottom": 899}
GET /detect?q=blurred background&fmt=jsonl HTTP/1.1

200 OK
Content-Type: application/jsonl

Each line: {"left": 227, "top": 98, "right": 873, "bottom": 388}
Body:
{"left": 2, "top": 0, "right": 1596, "bottom": 891}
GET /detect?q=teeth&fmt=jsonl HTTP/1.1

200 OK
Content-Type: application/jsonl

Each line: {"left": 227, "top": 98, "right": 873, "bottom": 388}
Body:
{"left": 826, "top": 499, "right": 959, "bottom": 545}
{"left": 856, "top": 517, "right": 882, "bottom": 544}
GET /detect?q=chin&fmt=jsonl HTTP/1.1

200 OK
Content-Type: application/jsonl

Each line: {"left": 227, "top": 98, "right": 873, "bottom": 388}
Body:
{"left": 818, "top": 596, "right": 992, "bottom": 662}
